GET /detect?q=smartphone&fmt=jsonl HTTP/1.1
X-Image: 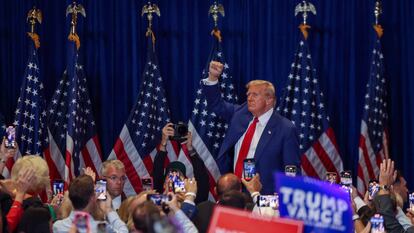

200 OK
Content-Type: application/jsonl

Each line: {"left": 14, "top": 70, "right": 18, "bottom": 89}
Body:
{"left": 409, "top": 192, "right": 414, "bottom": 212}
{"left": 325, "top": 172, "right": 337, "bottom": 184}
{"left": 285, "top": 165, "right": 297, "bottom": 177}
{"left": 173, "top": 180, "right": 186, "bottom": 193}
{"left": 340, "top": 170, "right": 352, "bottom": 186}
{"left": 147, "top": 194, "right": 171, "bottom": 206}
{"left": 52, "top": 179, "right": 64, "bottom": 196}
{"left": 243, "top": 159, "right": 256, "bottom": 181}
{"left": 95, "top": 179, "right": 107, "bottom": 200}
{"left": 74, "top": 212, "right": 89, "bottom": 231}
{"left": 5, "top": 126, "right": 16, "bottom": 149}
{"left": 370, "top": 214, "right": 385, "bottom": 233}
{"left": 141, "top": 177, "right": 153, "bottom": 191}
{"left": 257, "top": 195, "right": 279, "bottom": 209}
{"left": 368, "top": 180, "right": 379, "bottom": 201}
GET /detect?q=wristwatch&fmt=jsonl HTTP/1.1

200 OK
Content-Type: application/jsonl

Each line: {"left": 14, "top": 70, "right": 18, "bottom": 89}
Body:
{"left": 379, "top": 185, "right": 390, "bottom": 191}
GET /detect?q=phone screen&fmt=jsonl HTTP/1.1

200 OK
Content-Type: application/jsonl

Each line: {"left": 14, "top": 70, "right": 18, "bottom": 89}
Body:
{"left": 53, "top": 179, "right": 64, "bottom": 196}
{"left": 370, "top": 214, "right": 385, "bottom": 233}
{"left": 325, "top": 172, "right": 337, "bottom": 184}
{"left": 141, "top": 177, "right": 153, "bottom": 191}
{"left": 285, "top": 165, "right": 297, "bottom": 177}
{"left": 368, "top": 180, "right": 379, "bottom": 201}
{"left": 409, "top": 192, "right": 414, "bottom": 212}
{"left": 95, "top": 179, "right": 107, "bottom": 200}
{"left": 243, "top": 159, "right": 255, "bottom": 181}
{"left": 258, "top": 195, "right": 279, "bottom": 209}
{"left": 173, "top": 180, "right": 186, "bottom": 193}
{"left": 147, "top": 194, "right": 171, "bottom": 206}
{"left": 5, "top": 126, "right": 16, "bottom": 149}
{"left": 340, "top": 171, "right": 352, "bottom": 186}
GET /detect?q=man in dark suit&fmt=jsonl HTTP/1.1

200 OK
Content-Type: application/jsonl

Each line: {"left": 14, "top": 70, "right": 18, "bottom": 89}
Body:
{"left": 202, "top": 61, "right": 301, "bottom": 194}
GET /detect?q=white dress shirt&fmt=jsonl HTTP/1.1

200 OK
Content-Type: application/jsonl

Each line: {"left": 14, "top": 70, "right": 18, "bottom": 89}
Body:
{"left": 234, "top": 108, "right": 274, "bottom": 171}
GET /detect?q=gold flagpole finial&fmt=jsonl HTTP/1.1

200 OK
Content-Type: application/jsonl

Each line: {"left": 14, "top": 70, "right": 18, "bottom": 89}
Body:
{"left": 295, "top": 1, "right": 316, "bottom": 39}
{"left": 373, "top": 0, "right": 383, "bottom": 38}
{"left": 27, "top": 6, "right": 42, "bottom": 34}
{"left": 208, "top": 1, "right": 225, "bottom": 28}
{"left": 141, "top": 1, "right": 160, "bottom": 47}
{"left": 66, "top": 1, "right": 86, "bottom": 36}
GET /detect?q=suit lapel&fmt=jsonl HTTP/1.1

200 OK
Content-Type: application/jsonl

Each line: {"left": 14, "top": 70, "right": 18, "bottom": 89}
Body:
{"left": 254, "top": 112, "right": 281, "bottom": 162}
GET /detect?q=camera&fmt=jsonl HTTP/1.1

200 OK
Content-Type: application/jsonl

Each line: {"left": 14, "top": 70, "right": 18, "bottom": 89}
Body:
{"left": 169, "top": 122, "right": 188, "bottom": 142}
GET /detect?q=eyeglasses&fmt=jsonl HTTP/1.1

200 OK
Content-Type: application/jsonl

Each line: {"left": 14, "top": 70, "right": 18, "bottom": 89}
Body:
{"left": 105, "top": 175, "right": 127, "bottom": 182}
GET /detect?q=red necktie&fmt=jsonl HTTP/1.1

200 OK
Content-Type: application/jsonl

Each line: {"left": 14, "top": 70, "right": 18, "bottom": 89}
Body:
{"left": 235, "top": 117, "right": 259, "bottom": 178}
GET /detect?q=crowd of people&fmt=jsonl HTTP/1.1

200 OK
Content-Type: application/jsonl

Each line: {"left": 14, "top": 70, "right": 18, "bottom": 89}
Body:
{"left": 0, "top": 61, "right": 412, "bottom": 232}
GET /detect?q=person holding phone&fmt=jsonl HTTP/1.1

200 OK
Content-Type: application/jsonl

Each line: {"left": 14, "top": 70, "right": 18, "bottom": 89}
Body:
{"left": 203, "top": 61, "right": 301, "bottom": 194}
{"left": 153, "top": 123, "right": 210, "bottom": 204}
{"left": 372, "top": 159, "right": 414, "bottom": 233}
{"left": 0, "top": 137, "right": 18, "bottom": 177}
{"left": 53, "top": 174, "right": 128, "bottom": 233}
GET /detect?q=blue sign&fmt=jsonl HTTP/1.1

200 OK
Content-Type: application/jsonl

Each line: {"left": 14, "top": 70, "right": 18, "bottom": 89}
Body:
{"left": 275, "top": 173, "right": 353, "bottom": 233}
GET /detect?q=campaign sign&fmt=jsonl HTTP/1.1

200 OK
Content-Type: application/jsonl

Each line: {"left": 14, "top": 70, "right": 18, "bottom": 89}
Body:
{"left": 275, "top": 173, "right": 353, "bottom": 233}
{"left": 208, "top": 206, "right": 303, "bottom": 233}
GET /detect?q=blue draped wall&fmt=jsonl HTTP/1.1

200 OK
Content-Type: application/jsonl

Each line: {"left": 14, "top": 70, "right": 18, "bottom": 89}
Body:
{"left": 0, "top": 0, "right": 413, "bottom": 189}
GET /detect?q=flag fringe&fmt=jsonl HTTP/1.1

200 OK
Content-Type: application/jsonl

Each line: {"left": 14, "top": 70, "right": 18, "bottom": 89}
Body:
{"left": 299, "top": 24, "right": 311, "bottom": 40}
{"left": 373, "top": 24, "right": 383, "bottom": 38}
{"left": 211, "top": 28, "right": 222, "bottom": 42}
{"left": 68, "top": 33, "right": 81, "bottom": 50}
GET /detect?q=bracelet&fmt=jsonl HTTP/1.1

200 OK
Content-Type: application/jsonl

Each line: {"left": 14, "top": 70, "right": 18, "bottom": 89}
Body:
{"left": 352, "top": 214, "right": 360, "bottom": 221}
{"left": 185, "top": 192, "right": 197, "bottom": 198}
{"left": 250, "top": 191, "right": 260, "bottom": 198}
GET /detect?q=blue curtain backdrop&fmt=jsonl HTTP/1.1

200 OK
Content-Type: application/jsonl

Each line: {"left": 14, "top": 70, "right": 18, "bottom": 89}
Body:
{"left": 0, "top": 0, "right": 413, "bottom": 189}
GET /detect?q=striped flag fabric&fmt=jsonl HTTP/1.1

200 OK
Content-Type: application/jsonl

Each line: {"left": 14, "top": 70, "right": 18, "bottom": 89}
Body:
{"left": 188, "top": 31, "right": 238, "bottom": 200}
{"left": 357, "top": 33, "right": 388, "bottom": 196}
{"left": 46, "top": 36, "right": 102, "bottom": 184}
{"left": 277, "top": 34, "right": 343, "bottom": 179}
{"left": 4, "top": 35, "right": 49, "bottom": 177}
{"left": 108, "top": 34, "right": 172, "bottom": 196}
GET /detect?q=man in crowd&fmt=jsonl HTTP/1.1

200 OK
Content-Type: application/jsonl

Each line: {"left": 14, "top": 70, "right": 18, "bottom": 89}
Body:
{"left": 100, "top": 160, "right": 127, "bottom": 210}
{"left": 53, "top": 174, "right": 128, "bottom": 233}
{"left": 203, "top": 61, "right": 301, "bottom": 194}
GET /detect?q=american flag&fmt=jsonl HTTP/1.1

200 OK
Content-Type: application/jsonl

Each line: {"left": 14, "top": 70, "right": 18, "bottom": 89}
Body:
{"left": 189, "top": 32, "right": 238, "bottom": 200}
{"left": 5, "top": 37, "right": 49, "bottom": 177}
{"left": 109, "top": 35, "right": 171, "bottom": 196}
{"left": 357, "top": 38, "right": 388, "bottom": 196}
{"left": 46, "top": 37, "right": 102, "bottom": 185}
{"left": 277, "top": 35, "right": 343, "bottom": 179}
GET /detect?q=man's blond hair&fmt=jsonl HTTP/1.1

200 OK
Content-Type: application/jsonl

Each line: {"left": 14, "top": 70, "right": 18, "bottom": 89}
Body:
{"left": 101, "top": 159, "right": 125, "bottom": 176}
{"left": 246, "top": 80, "right": 276, "bottom": 99}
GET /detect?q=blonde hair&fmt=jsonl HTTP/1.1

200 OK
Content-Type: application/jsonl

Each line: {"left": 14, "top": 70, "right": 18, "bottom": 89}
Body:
{"left": 246, "top": 80, "right": 276, "bottom": 99}
{"left": 100, "top": 159, "right": 125, "bottom": 176}
{"left": 11, "top": 155, "right": 50, "bottom": 192}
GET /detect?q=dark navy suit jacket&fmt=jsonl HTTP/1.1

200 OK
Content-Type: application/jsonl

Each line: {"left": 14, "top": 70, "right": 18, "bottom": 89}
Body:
{"left": 203, "top": 83, "right": 301, "bottom": 194}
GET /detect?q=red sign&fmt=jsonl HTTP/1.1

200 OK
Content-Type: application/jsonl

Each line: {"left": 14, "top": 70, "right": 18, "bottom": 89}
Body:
{"left": 208, "top": 206, "right": 304, "bottom": 233}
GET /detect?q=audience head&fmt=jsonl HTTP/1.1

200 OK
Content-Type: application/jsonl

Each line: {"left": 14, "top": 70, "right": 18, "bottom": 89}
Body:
{"left": 69, "top": 174, "right": 95, "bottom": 210}
{"left": 11, "top": 155, "right": 50, "bottom": 193}
{"left": 132, "top": 201, "right": 162, "bottom": 232}
{"left": 216, "top": 173, "right": 241, "bottom": 197}
{"left": 218, "top": 190, "right": 248, "bottom": 210}
{"left": 101, "top": 159, "right": 126, "bottom": 198}
{"left": 17, "top": 206, "right": 52, "bottom": 233}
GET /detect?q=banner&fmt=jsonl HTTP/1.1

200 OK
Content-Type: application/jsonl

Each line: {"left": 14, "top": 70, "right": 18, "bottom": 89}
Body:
{"left": 208, "top": 206, "right": 303, "bottom": 233}
{"left": 275, "top": 173, "right": 353, "bottom": 233}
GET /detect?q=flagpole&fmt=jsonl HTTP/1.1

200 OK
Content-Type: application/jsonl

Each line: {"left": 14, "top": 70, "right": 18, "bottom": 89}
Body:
{"left": 373, "top": 0, "right": 384, "bottom": 39}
